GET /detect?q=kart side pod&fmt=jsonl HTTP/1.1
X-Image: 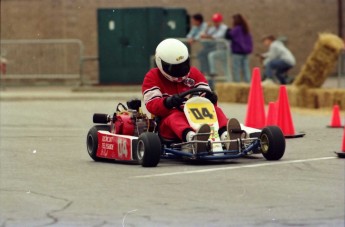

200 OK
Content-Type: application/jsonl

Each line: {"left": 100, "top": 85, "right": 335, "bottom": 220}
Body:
{"left": 92, "top": 112, "right": 135, "bottom": 136}
{"left": 115, "top": 113, "right": 135, "bottom": 136}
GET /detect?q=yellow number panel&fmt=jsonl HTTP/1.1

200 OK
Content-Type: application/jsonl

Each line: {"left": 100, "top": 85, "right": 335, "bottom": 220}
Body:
{"left": 185, "top": 102, "right": 217, "bottom": 124}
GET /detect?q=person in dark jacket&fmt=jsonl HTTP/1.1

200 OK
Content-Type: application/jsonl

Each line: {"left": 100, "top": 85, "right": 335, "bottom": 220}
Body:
{"left": 226, "top": 14, "right": 253, "bottom": 82}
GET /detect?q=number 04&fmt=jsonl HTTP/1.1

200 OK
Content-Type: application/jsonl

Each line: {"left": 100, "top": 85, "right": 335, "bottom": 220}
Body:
{"left": 190, "top": 107, "right": 214, "bottom": 120}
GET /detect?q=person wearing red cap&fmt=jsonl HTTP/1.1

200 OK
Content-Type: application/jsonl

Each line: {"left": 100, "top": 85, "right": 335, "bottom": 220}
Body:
{"left": 212, "top": 13, "right": 223, "bottom": 23}
{"left": 198, "top": 13, "right": 229, "bottom": 89}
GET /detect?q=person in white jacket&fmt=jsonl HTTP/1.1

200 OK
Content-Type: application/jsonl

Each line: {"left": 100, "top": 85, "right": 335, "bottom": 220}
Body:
{"left": 186, "top": 14, "right": 208, "bottom": 44}
{"left": 261, "top": 35, "right": 296, "bottom": 84}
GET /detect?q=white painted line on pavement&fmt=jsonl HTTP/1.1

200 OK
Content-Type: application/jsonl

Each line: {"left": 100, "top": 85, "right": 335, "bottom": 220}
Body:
{"left": 133, "top": 156, "right": 337, "bottom": 178}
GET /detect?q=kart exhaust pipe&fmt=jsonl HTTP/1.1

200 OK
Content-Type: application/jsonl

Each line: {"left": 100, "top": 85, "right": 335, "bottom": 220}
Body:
{"left": 93, "top": 113, "right": 110, "bottom": 124}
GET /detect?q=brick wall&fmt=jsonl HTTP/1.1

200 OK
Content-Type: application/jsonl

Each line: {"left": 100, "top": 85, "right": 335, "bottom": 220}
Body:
{"left": 1, "top": 0, "right": 339, "bottom": 83}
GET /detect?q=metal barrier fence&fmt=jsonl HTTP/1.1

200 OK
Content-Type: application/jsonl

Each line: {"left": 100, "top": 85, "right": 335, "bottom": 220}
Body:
{"left": 0, "top": 39, "right": 85, "bottom": 84}
{"left": 1, "top": 38, "right": 342, "bottom": 87}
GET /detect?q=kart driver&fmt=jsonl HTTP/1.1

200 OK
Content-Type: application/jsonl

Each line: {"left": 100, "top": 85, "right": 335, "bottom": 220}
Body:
{"left": 142, "top": 38, "right": 240, "bottom": 152}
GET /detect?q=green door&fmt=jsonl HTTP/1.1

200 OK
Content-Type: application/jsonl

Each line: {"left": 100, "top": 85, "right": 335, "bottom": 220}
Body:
{"left": 98, "top": 9, "right": 123, "bottom": 84}
{"left": 162, "top": 8, "right": 189, "bottom": 38}
{"left": 97, "top": 8, "right": 188, "bottom": 84}
{"left": 120, "top": 8, "right": 161, "bottom": 84}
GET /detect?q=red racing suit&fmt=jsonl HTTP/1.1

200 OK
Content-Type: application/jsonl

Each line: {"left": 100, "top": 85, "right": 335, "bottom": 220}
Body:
{"left": 142, "top": 67, "right": 228, "bottom": 141}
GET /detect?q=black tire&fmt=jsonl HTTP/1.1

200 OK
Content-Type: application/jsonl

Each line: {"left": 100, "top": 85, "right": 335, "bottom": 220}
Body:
{"left": 136, "top": 132, "right": 161, "bottom": 167}
{"left": 86, "top": 125, "right": 111, "bottom": 161}
{"left": 260, "top": 126, "right": 286, "bottom": 160}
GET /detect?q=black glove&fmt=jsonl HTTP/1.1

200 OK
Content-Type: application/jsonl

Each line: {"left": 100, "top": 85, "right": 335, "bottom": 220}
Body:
{"left": 205, "top": 92, "right": 218, "bottom": 104}
{"left": 164, "top": 95, "right": 185, "bottom": 109}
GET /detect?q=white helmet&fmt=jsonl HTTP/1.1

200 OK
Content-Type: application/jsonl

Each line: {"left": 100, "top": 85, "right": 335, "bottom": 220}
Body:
{"left": 155, "top": 38, "right": 190, "bottom": 82}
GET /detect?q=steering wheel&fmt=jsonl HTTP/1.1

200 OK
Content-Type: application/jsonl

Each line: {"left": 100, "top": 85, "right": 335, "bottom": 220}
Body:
{"left": 178, "top": 87, "right": 214, "bottom": 99}
{"left": 177, "top": 88, "right": 215, "bottom": 111}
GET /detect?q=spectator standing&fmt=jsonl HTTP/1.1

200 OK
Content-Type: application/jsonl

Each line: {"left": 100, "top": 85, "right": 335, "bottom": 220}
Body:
{"left": 226, "top": 14, "right": 253, "bottom": 82}
{"left": 198, "top": 13, "right": 229, "bottom": 88}
{"left": 186, "top": 14, "right": 208, "bottom": 44}
{"left": 261, "top": 35, "right": 296, "bottom": 84}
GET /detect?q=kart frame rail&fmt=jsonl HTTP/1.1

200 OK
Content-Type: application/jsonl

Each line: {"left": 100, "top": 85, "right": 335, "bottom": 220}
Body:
{"left": 163, "top": 138, "right": 261, "bottom": 160}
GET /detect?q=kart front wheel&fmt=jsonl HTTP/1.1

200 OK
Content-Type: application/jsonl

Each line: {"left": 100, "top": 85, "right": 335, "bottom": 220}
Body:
{"left": 260, "top": 126, "right": 285, "bottom": 160}
{"left": 136, "top": 132, "right": 161, "bottom": 167}
{"left": 86, "top": 125, "right": 110, "bottom": 161}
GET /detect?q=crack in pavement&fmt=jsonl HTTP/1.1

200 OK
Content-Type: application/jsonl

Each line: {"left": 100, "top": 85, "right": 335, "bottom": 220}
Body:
{"left": 0, "top": 188, "right": 73, "bottom": 227}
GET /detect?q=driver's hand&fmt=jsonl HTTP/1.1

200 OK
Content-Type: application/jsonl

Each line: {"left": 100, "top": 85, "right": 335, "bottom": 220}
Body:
{"left": 205, "top": 92, "right": 218, "bottom": 104}
{"left": 164, "top": 95, "right": 186, "bottom": 109}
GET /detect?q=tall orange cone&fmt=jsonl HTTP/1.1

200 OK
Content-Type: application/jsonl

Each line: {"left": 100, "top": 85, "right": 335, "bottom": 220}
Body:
{"left": 335, "top": 126, "right": 345, "bottom": 158}
{"left": 245, "top": 67, "right": 266, "bottom": 129}
{"left": 276, "top": 86, "right": 305, "bottom": 138}
{"left": 327, "top": 105, "right": 343, "bottom": 128}
{"left": 266, "top": 102, "right": 278, "bottom": 126}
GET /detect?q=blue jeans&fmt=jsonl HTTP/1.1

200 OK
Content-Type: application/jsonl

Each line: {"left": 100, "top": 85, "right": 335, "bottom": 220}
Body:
{"left": 208, "top": 50, "right": 231, "bottom": 81}
{"left": 197, "top": 45, "right": 216, "bottom": 75}
{"left": 265, "top": 59, "right": 293, "bottom": 84}
{"left": 232, "top": 53, "right": 251, "bottom": 82}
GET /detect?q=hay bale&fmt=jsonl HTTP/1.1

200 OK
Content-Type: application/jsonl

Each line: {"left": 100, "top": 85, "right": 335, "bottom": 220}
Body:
{"left": 216, "top": 82, "right": 249, "bottom": 103}
{"left": 333, "top": 90, "right": 345, "bottom": 108}
{"left": 216, "top": 83, "right": 232, "bottom": 102}
{"left": 308, "top": 88, "right": 345, "bottom": 109}
{"left": 287, "top": 85, "right": 305, "bottom": 107}
{"left": 216, "top": 82, "right": 345, "bottom": 110}
{"left": 217, "top": 83, "right": 302, "bottom": 106}
{"left": 293, "top": 88, "right": 345, "bottom": 110}
{"left": 262, "top": 85, "right": 306, "bottom": 107}
{"left": 304, "top": 89, "right": 319, "bottom": 109}
{"left": 235, "top": 83, "right": 250, "bottom": 103}
{"left": 319, "top": 89, "right": 336, "bottom": 108}
{"left": 293, "top": 33, "right": 344, "bottom": 88}
{"left": 262, "top": 84, "right": 279, "bottom": 103}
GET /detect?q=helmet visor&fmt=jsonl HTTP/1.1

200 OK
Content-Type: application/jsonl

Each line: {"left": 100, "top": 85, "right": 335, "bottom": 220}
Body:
{"left": 161, "top": 58, "right": 190, "bottom": 78}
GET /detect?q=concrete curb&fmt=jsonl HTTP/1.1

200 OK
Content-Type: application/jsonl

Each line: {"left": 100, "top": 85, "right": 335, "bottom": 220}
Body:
{"left": 0, "top": 95, "right": 143, "bottom": 101}
{"left": 72, "top": 85, "right": 142, "bottom": 92}
{"left": 0, "top": 91, "right": 142, "bottom": 101}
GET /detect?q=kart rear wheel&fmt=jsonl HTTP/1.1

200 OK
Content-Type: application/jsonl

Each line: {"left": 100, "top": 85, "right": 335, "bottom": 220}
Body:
{"left": 136, "top": 132, "right": 161, "bottom": 167}
{"left": 260, "top": 126, "right": 285, "bottom": 160}
{"left": 86, "top": 125, "right": 110, "bottom": 161}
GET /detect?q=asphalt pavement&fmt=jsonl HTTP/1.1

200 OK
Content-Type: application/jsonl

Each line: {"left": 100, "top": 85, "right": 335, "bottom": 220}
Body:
{"left": 0, "top": 88, "right": 344, "bottom": 227}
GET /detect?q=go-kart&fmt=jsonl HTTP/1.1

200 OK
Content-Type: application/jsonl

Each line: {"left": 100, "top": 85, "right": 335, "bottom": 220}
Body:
{"left": 86, "top": 88, "right": 286, "bottom": 167}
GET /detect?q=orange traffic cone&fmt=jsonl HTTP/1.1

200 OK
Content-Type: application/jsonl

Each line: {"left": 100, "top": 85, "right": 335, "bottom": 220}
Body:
{"left": 245, "top": 67, "right": 266, "bottom": 129}
{"left": 276, "top": 86, "right": 305, "bottom": 138}
{"left": 335, "top": 126, "right": 345, "bottom": 158}
{"left": 266, "top": 101, "right": 278, "bottom": 126}
{"left": 327, "top": 105, "right": 343, "bottom": 128}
